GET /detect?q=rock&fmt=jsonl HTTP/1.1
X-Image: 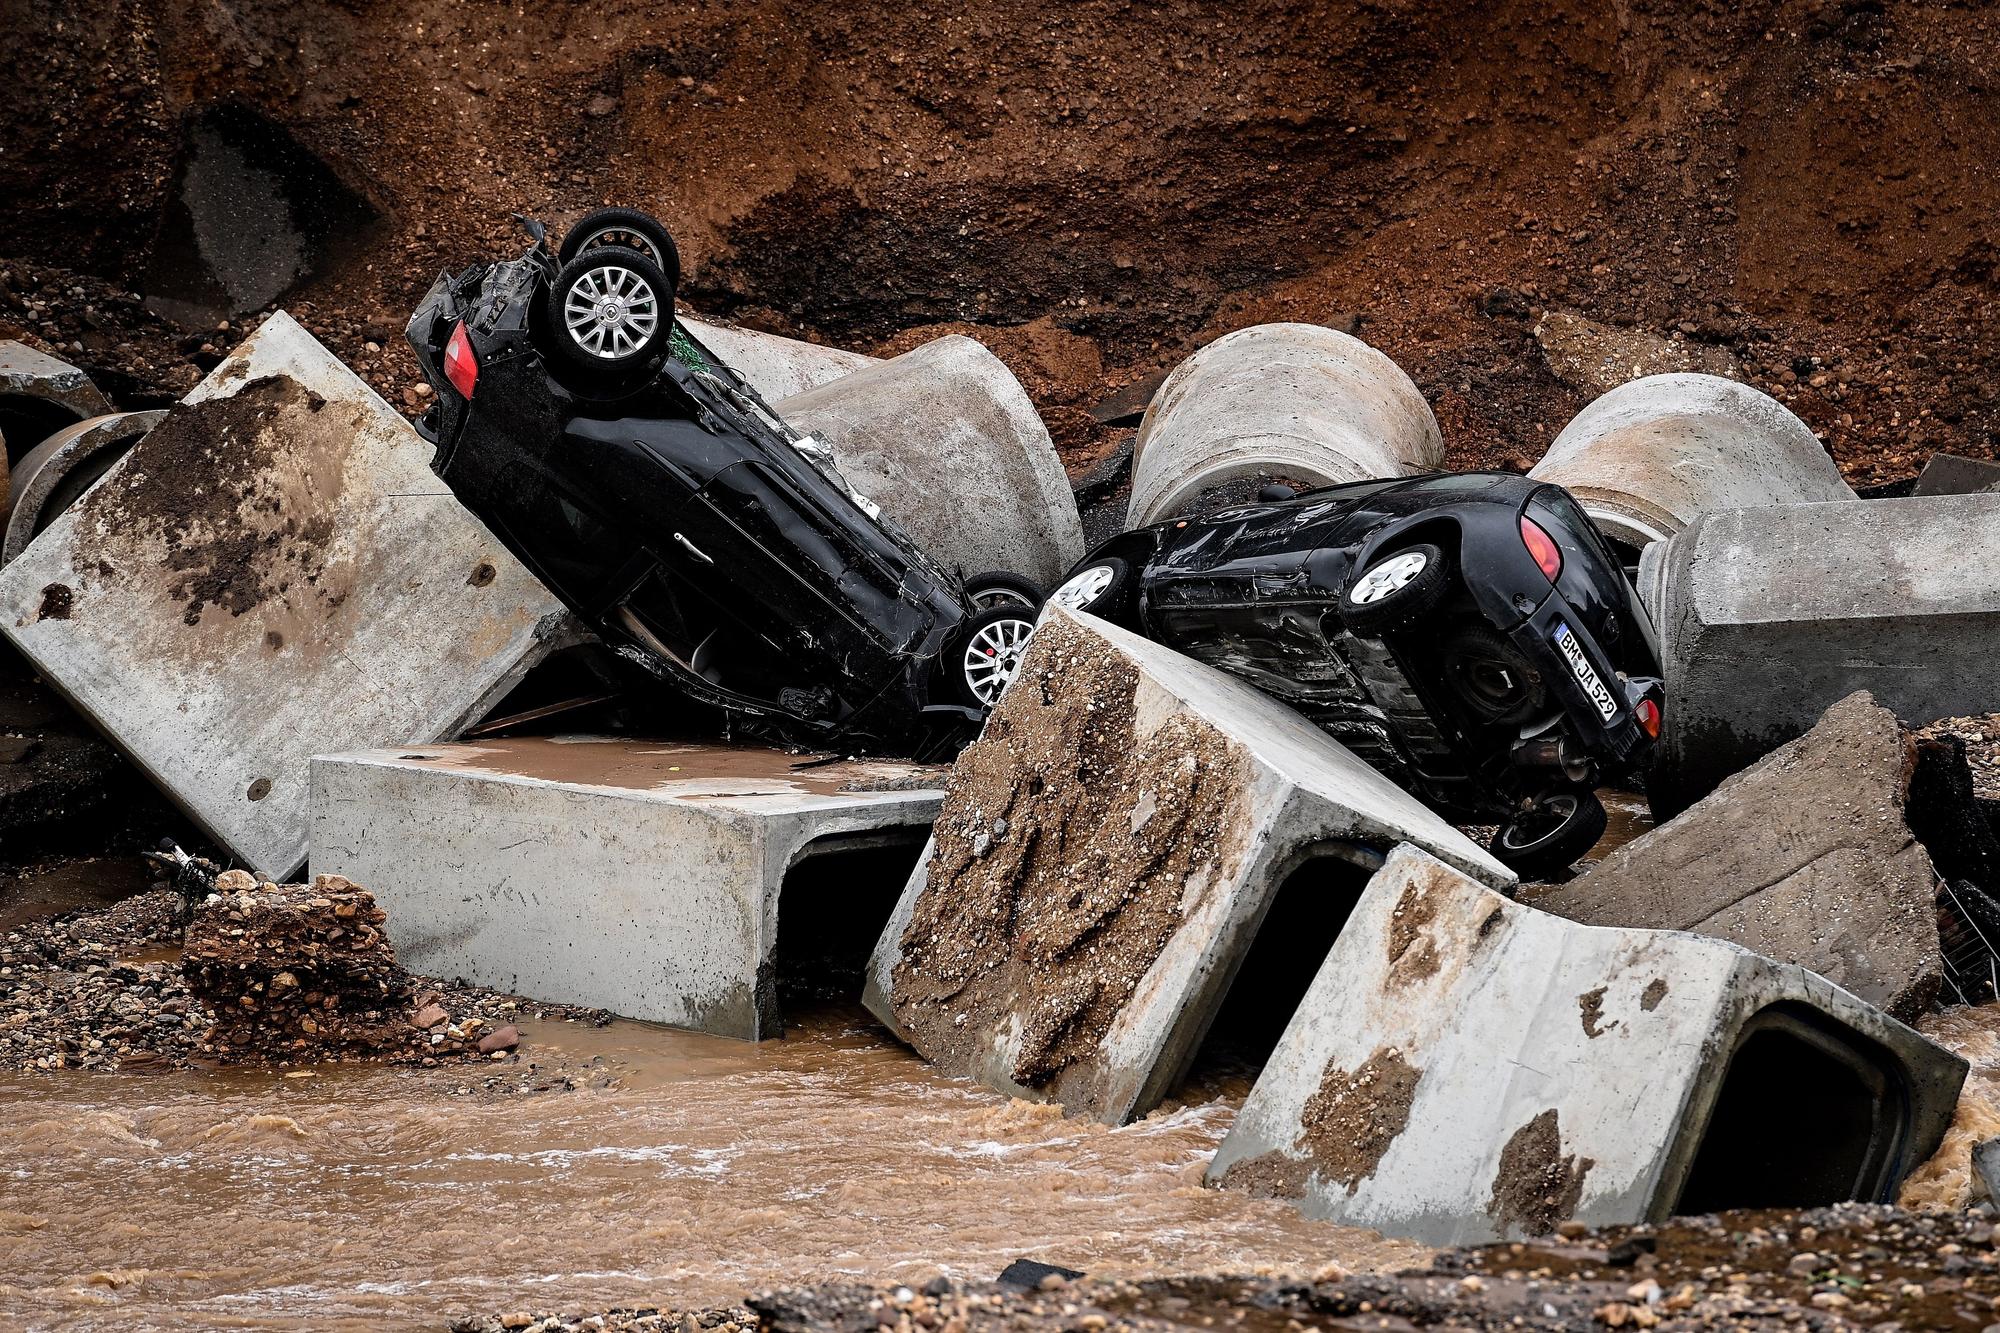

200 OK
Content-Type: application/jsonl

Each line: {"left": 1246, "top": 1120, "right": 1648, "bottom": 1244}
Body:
{"left": 411, "top": 1003, "right": 448, "bottom": 1030}
{"left": 476, "top": 1024, "right": 519, "bottom": 1054}
{"left": 1534, "top": 312, "right": 1739, "bottom": 396}
{"left": 1527, "top": 692, "right": 1942, "bottom": 1020}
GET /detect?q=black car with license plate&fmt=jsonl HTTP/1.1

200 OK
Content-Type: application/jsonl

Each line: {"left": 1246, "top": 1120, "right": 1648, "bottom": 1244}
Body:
{"left": 1046, "top": 473, "right": 1665, "bottom": 874}
{"left": 404, "top": 210, "right": 1040, "bottom": 757}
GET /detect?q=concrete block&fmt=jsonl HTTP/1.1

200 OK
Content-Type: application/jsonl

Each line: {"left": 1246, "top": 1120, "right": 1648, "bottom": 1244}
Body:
{"left": 1126, "top": 323, "right": 1444, "bottom": 527}
{"left": 0, "top": 340, "right": 113, "bottom": 469}
{"left": 862, "top": 605, "right": 1514, "bottom": 1126}
{"left": 2, "top": 411, "right": 166, "bottom": 564}
{"left": 678, "top": 315, "right": 879, "bottom": 403}
{"left": 1208, "top": 845, "right": 1967, "bottom": 1245}
{"left": 1912, "top": 453, "right": 2000, "bottom": 498}
{"left": 1527, "top": 692, "right": 1943, "bottom": 1020}
{"left": 1529, "top": 373, "right": 1854, "bottom": 549}
{"left": 776, "top": 335, "right": 1084, "bottom": 588}
{"left": 1642, "top": 492, "right": 2000, "bottom": 814}
{"left": 310, "top": 738, "right": 945, "bottom": 1038}
{"left": 0, "top": 311, "right": 573, "bottom": 879}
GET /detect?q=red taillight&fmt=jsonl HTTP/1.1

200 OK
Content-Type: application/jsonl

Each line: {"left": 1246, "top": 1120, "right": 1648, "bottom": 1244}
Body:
{"left": 1636, "top": 697, "right": 1662, "bottom": 739}
{"left": 443, "top": 319, "right": 479, "bottom": 399}
{"left": 1520, "top": 515, "right": 1563, "bottom": 580}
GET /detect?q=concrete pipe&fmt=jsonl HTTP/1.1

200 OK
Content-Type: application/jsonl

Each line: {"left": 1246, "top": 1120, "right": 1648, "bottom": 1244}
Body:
{"left": 1528, "top": 373, "right": 1855, "bottom": 551}
{"left": 1126, "top": 323, "right": 1445, "bottom": 528}
{"left": 0, "top": 339, "right": 113, "bottom": 466}
{"left": 677, "top": 315, "right": 878, "bottom": 403}
{"left": 3, "top": 410, "right": 167, "bottom": 564}
{"left": 776, "top": 335, "right": 1085, "bottom": 589}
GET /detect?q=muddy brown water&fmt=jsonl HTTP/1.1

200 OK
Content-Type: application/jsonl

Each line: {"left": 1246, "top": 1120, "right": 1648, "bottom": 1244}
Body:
{"left": 0, "top": 1007, "right": 1424, "bottom": 1329}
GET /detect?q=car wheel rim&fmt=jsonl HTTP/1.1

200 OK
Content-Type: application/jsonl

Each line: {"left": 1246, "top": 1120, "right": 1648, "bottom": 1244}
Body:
{"left": 564, "top": 264, "right": 661, "bottom": 359}
{"left": 963, "top": 616, "right": 1033, "bottom": 705}
{"left": 1050, "top": 565, "right": 1115, "bottom": 611}
{"left": 1348, "top": 551, "right": 1428, "bottom": 605}
{"left": 574, "top": 226, "right": 663, "bottom": 267}
{"left": 1502, "top": 794, "right": 1579, "bottom": 849}
{"left": 971, "top": 586, "right": 1036, "bottom": 611}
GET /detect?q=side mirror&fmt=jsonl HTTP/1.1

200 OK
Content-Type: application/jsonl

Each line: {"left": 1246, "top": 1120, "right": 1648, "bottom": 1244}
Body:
{"left": 512, "top": 213, "right": 549, "bottom": 248}
{"left": 1257, "top": 483, "right": 1298, "bottom": 502}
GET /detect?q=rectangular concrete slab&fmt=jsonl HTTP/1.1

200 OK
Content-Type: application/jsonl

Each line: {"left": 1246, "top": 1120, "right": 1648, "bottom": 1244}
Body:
{"left": 311, "top": 738, "right": 946, "bottom": 1038}
{"left": 0, "top": 312, "right": 573, "bottom": 879}
{"left": 1209, "top": 846, "right": 1966, "bottom": 1246}
{"left": 863, "top": 605, "right": 1514, "bottom": 1126}
{"left": 1643, "top": 492, "right": 2000, "bottom": 814}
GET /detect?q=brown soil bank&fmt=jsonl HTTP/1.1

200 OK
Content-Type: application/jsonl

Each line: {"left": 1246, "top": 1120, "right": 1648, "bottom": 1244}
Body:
{"left": 4, "top": 0, "right": 1998, "bottom": 483}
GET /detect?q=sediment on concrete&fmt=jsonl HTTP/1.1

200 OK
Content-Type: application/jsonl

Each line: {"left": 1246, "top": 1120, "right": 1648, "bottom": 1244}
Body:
{"left": 1209, "top": 846, "right": 1967, "bottom": 1246}
{"left": 863, "top": 605, "right": 1512, "bottom": 1126}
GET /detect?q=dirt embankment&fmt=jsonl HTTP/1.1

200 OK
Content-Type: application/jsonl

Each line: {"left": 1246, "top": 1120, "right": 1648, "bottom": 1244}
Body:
{"left": 3, "top": 0, "right": 1998, "bottom": 486}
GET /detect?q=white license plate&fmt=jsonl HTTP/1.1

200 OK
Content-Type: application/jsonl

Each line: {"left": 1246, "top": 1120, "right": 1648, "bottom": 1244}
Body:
{"left": 1553, "top": 622, "right": 1618, "bottom": 721}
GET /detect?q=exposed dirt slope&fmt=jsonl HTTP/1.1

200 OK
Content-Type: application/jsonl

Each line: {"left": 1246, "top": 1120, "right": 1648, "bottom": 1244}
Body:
{"left": 3, "top": 0, "right": 1998, "bottom": 485}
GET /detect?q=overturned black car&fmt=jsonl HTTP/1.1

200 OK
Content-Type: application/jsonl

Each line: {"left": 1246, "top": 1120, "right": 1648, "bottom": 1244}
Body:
{"left": 1048, "top": 474, "right": 1665, "bottom": 874}
{"left": 404, "top": 210, "right": 1040, "bottom": 757}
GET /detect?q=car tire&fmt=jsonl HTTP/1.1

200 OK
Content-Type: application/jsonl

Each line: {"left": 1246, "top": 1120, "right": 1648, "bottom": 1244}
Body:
{"left": 559, "top": 207, "right": 682, "bottom": 289}
{"left": 1340, "top": 541, "right": 1453, "bottom": 637}
{"left": 1489, "top": 790, "right": 1609, "bottom": 879}
{"left": 1047, "top": 556, "right": 1133, "bottom": 621}
{"left": 543, "top": 249, "right": 675, "bottom": 379}
{"left": 964, "top": 570, "right": 1044, "bottom": 611}
{"left": 1439, "top": 625, "right": 1547, "bottom": 726}
{"left": 950, "top": 605, "right": 1038, "bottom": 710}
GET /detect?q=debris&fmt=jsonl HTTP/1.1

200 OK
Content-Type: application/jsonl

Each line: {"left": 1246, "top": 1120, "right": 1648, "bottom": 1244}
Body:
{"left": 997, "top": 1260, "right": 1085, "bottom": 1289}
{"left": 1637, "top": 492, "right": 2000, "bottom": 815}
{"left": 1911, "top": 452, "right": 2000, "bottom": 498}
{"left": 1, "top": 410, "right": 164, "bottom": 564}
{"left": 1529, "top": 373, "right": 1853, "bottom": 552}
{"left": 776, "top": 334, "right": 1085, "bottom": 588}
{"left": 1531, "top": 312, "right": 1739, "bottom": 397}
{"left": 1126, "top": 323, "right": 1444, "bottom": 527}
{"left": 0, "top": 311, "right": 574, "bottom": 878}
{"left": 865, "top": 606, "right": 1511, "bottom": 1125}
{"left": 1527, "top": 692, "right": 1947, "bottom": 1019}
{"left": 311, "top": 738, "right": 944, "bottom": 1039}
{"left": 1208, "top": 845, "right": 1966, "bottom": 1244}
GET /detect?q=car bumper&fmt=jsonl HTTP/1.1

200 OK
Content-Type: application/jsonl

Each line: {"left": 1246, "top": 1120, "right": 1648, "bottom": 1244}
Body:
{"left": 1509, "top": 595, "right": 1661, "bottom": 768}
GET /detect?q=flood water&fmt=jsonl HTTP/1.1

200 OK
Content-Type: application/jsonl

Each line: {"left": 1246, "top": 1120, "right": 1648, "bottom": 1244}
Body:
{"left": 0, "top": 1007, "right": 1424, "bottom": 1329}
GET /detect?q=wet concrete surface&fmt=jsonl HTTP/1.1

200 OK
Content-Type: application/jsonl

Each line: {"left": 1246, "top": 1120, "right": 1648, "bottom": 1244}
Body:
{"left": 0, "top": 1005, "right": 1424, "bottom": 1329}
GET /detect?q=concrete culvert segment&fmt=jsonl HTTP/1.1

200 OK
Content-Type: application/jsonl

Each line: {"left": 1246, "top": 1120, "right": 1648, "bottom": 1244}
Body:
{"left": 1528, "top": 372, "right": 1855, "bottom": 549}
{"left": 1, "top": 410, "right": 166, "bottom": 565}
{"left": 1125, "top": 323, "right": 1444, "bottom": 527}
{"left": 677, "top": 315, "right": 879, "bottom": 402}
{"left": 0, "top": 339, "right": 113, "bottom": 467}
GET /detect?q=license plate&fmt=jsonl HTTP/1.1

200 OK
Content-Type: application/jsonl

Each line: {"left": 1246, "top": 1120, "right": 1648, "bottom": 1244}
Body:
{"left": 1553, "top": 622, "right": 1618, "bottom": 721}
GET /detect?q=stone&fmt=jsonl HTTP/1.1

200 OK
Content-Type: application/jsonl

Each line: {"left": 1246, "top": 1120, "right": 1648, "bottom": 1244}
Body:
{"left": 1207, "top": 846, "right": 1967, "bottom": 1246}
{"left": 476, "top": 1024, "right": 519, "bottom": 1054}
{"left": 1533, "top": 312, "right": 1739, "bottom": 398}
{"left": 1126, "top": 323, "right": 1444, "bottom": 527}
{"left": 310, "top": 738, "right": 946, "bottom": 1038}
{"left": 1526, "top": 692, "right": 1943, "bottom": 1020}
{"left": 863, "top": 606, "right": 1513, "bottom": 1126}
{"left": 1636, "top": 492, "right": 2000, "bottom": 813}
{"left": 776, "top": 335, "right": 1084, "bottom": 589}
{"left": 677, "top": 315, "right": 878, "bottom": 403}
{"left": 411, "top": 1003, "right": 448, "bottom": 1030}
{"left": 0, "top": 312, "right": 575, "bottom": 879}
{"left": 1911, "top": 453, "right": 2000, "bottom": 498}
{"left": 1530, "top": 373, "right": 1853, "bottom": 551}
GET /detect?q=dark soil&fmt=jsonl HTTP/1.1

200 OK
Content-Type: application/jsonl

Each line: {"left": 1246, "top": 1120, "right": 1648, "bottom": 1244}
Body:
{"left": 4, "top": 0, "right": 2000, "bottom": 489}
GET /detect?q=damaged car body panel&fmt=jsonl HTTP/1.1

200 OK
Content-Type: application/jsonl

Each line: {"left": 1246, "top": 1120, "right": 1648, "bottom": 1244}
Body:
{"left": 404, "top": 233, "right": 1003, "bottom": 755}
{"left": 1062, "top": 472, "right": 1664, "bottom": 843}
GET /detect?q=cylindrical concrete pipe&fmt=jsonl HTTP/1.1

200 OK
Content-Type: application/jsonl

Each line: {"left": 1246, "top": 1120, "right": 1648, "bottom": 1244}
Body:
{"left": 776, "top": 335, "right": 1085, "bottom": 590}
{"left": 677, "top": 315, "right": 878, "bottom": 403}
{"left": 1528, "top": 373, "right": 1855, "bottom": 550}
{"left": 3, "top": 410, "right": 166, "bottom": 564}
{"left": 1126, "top": 323, "right": 1445, "bottom": 527}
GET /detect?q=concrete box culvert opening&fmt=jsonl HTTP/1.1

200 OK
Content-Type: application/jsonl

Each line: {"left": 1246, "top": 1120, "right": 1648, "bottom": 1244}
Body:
{"left": 1669, "top": 1002, "right": 1915, "bottom": 1217}
{"left": 769, "top": 828, "right": 932, "bottom": 1027}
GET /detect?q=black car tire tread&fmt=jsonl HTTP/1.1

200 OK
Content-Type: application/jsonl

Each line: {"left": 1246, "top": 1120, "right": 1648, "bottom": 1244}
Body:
{"left": 964, "top": 570, "right": 1044, "bottom": 610}
{"left": 1439, "top": 624, "right": 1547, "bottom": 726}
{"left": 559, "top": 207, "right": 683, "bottom": 289}
{"left": 1340, "top": 541, "right": 1454, "bottom": 637}
{"left": 542, "top": 249, "right": 676, "bottom": 380}
{"left": 1049, "top": 555, "right": 1135, "bottom": 622}
{"left": 1489, "top": 790, "right": 1608, "bottom": 879}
